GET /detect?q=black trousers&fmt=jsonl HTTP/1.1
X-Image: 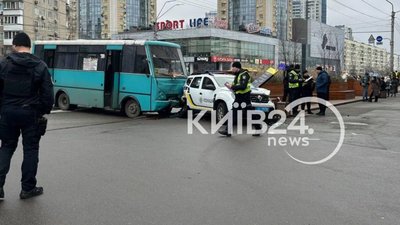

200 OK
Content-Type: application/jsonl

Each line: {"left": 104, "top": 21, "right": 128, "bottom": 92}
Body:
{"left": 0, "top": 106, "right": 42, "bottom": 191}
{"left": 289, "top": 88, "right": 301, "bottom": 113}
{"left": 369, "top": 91, "right": 378, "bottom": 102}
{"left": 317, "top": 92, "right": 328, "bottom": 113}
{"left": 301, "top": 92, "right": 313, "bottom": 111}
{"left": 224, "top": 92, "right": 261, "bottom": 132}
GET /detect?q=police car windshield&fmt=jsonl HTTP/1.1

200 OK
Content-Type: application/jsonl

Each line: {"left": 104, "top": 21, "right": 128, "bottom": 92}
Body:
{"left": 214, "top": 75, "right": 235, "bottom": 87}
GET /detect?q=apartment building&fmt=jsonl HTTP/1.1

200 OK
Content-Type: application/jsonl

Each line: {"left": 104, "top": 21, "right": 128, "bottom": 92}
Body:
{"left": 0, "top": 0, "right": 71, "bottom": 54}
{"left": 292, "top": 0, "right": 326, "bottom": 24}
{"left": 79, "top": 0, "right": 156, "bottom": 39}
{"left": 344, "top": 39, "right": 388, "bottom": 75}
{"left": 217, "top": 0, "right": 293, "bottom": 40}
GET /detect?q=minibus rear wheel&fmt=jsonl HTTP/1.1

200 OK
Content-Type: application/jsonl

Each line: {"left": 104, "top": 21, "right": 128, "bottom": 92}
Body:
{"left": 57, "top": 92, "right": 71, "bottom": 110}
{"left": 124, "top": 98, "right": 141, "bottom": 118}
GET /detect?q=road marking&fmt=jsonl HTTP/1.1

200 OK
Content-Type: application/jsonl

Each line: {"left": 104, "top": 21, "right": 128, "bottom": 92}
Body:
{"left": 51, "top": 110, "right": 71, "bottom": 114}
{"left": 331, "top": 122, "right": 368, "bottom": 126}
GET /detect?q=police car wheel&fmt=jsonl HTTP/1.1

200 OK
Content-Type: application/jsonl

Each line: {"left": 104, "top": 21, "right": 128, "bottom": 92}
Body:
{"left": 124, "top": 99, "right": 141, "bottom": 118}
{"left": 57, "top": 92, "right": 71, "bottom": 110}
{"left": 216, "top": 102, "right": 228, "bottom": 123}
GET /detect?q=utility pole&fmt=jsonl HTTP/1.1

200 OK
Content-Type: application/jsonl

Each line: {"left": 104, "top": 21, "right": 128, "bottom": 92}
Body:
{"left": 385, "top": 0, "right": 400, "bottom": 73}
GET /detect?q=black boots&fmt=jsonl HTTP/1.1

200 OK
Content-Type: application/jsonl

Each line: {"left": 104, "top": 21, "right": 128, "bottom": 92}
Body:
{"left": 0, "top": 187, "right": 4, "bottom": 200}
{"left": 20, "top": 187, "right": 43, "bottom": 200}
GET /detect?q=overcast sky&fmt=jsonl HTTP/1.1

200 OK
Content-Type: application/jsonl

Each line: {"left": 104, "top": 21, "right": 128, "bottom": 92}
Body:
{"left": 157, "top": 0, "right": 400, "bottom": 54}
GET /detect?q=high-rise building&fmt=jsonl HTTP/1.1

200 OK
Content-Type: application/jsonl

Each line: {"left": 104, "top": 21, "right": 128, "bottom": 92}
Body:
{"left": 66, "top": 0, "right": 78, "bottom": 40}
{"left": 292, "top": 0, "right": 327, "bottom": 24}
{"left": 335, "top": 25, "right": 353, "bottom": 41}
{"left": 79, "top": 0, "right": 102, "bottom": 39}
{"left": 79, "top": 0, "right": 156, "bottom": 39}
{"left": 0, "top": 0, "right": 70, "bottom": 55}
{"left": 217, "top": 0, "right": 293, "bottom": 40}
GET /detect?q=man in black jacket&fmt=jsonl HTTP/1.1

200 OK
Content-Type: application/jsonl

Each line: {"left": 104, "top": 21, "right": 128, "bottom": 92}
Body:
{"left": 0, "top": 32, "right": 54, "bottom": 200}
{"left": 219, "top": 62, "right": 261, "bottom": 137}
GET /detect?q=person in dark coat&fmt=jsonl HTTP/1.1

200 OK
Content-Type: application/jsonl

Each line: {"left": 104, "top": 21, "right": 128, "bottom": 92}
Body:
{"left": 300, "top": 70, "right": 314, "bottom": 114}
{"left": 0, "top": 32, "right": 54, "bottom": 200}
{"left": 315, "top": 66, "right": 329, "bottom": 116}
{"left": 369, "top": 76, "right": 380, "bottom": 102}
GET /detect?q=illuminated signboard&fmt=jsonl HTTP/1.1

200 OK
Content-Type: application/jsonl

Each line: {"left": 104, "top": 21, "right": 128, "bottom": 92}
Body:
{"left": 156, "top": 18, "right": 210, "bottom": 31}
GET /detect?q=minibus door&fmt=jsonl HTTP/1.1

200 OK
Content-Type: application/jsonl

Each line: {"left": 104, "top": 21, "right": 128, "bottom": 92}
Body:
{"left": 104, "top": 50, "right": 121, "bottom": 108}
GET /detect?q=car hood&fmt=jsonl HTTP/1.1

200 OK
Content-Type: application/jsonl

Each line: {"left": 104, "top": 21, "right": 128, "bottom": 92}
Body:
{"left": 251, "top": 87, "right": 271, "bottom": 96}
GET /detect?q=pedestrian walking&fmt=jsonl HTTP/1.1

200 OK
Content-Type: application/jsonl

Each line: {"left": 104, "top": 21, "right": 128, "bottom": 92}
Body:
{"left": 391, "top": 76, "right": 399, "bottom": 97}
{"left": 315, "top": 66, "right": 329, "bottom": 116}
{"left": 0, "top": 32, "right": 54, "bottom": 200}
{"left": 300, "top": 70, "right": 314, "bottom": 114}
{"left": 385, "top": 77, "right": 392, "bottom": 97}
{"left": 360, "top": 72, "right": 370, "bottom": 101}
{"left": 368, "top": 76, "right": 380, "bottom": 102}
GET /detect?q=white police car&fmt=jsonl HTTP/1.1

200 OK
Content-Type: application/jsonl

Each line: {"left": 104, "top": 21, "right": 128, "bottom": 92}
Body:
{"left": 181, "top": 72, "right": 276, "bottom": 122}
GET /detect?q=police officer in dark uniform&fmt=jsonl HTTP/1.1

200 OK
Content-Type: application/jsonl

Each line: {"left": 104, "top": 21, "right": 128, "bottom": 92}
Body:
{"left": 219, "top": 62, "right": 261, "bottom": 137}
{"left": 0, "top": 32, "right": 54, "bottom": 200}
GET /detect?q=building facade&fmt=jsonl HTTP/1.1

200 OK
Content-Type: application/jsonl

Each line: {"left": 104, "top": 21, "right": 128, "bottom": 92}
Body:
{"left": 115, "top": 28, "right": 279, "bottom": 74}
{"left": 79, "top": 0, "right": 156, "bottom": 39}
{"left": 66, "top": 0, "right": 78, "bottom": 40}
{"left": 218, "top": 0, "right": 293, "bottom": 40}
{"left": 293, "top": 19, "right": 344, "bottom": 74}
{"left": 292, "top": 0, "right": 326, "bottom": 24}
{"left": 344, "top": 39, "right": 388, "bottom": 76}
{"left": 0, "top": 0, "right": 69, "bottom": 55}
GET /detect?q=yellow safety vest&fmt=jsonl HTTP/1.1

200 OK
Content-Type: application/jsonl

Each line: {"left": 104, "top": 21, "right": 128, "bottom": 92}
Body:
{"left": 233, "top": 71, "right": 251, "bottom": 94}
{"left": 288, "top": 70, "right": 300, "bottom": 89}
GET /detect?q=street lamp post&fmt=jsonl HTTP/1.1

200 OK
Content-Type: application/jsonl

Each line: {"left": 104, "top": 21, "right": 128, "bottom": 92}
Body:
{"left": 385, "top": 0, "right": 400, "bottom": 73}
{"left": 153, "top": 0, "right": 183, "bottom": 40}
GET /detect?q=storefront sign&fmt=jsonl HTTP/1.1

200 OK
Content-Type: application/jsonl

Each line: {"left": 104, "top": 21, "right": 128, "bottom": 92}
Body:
{"left": 189, "top": 18, "right": 209, "bottom": 28}
{"left": 157, "top": 18, "right": 210, "bottom": 30}
{"left": 210, "top": 56, "right": 234, "bottom": 63}
{"left": 195, "top": 57, "right": 210, "bottom": 62}
{"left": 213, "top": 18, "right": 228, "bottom": 30}
{"left": 184, "top": 57, "right": 195, "bottom": 63}
{"left": 156, "top": 20, "right": 185, "bottom": 30}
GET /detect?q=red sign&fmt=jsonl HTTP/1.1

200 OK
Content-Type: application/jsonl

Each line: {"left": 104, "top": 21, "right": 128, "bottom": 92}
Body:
{"left": 261, "top": 59, "right": 270, "bottom": 65}
{"left": 211, "top": 56, "right": 234, "bottom": 63}
{"left": 213, "top": 18, "right": 228, "bottom": 30}
{"left": 156, "top": 20, "right": 185, "bottom": 30}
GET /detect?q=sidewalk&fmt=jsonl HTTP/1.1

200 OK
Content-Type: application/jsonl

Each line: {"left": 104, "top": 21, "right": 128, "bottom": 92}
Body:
{"left": 311, "top": 96, "right": 363, "bottom": 110}
{"left": 274, "top": 96, "right": 363, "bottom": 111}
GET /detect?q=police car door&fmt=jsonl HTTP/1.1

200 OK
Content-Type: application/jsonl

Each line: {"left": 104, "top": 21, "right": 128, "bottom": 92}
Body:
{"left": 187, "top": 76, "right": 203, "bottom": 108}
{"left": 200, "top": 76, "right": 216, "bottom": 109}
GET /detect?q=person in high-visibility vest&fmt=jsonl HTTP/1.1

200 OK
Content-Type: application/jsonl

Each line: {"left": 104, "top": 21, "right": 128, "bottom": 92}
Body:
{"left": 288, "top": 64, "right": 303, "bottom": 116}
{"left": 219, "top": 62, "right": 261, "bottom": 137}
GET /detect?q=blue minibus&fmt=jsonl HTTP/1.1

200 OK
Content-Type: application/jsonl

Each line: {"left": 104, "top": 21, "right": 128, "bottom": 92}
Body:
{"left": 33, "top": 40, "right": 187, "bottom": 117}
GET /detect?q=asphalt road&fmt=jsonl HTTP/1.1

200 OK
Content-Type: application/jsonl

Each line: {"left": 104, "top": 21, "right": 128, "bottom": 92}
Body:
{"left": 0, "top": 97, "right": 399, "bottom": 225}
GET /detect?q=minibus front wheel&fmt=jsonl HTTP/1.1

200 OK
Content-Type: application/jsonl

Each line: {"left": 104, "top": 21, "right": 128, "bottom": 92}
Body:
{"left": 123, "top": 98, "right": 141, "bottom": 118}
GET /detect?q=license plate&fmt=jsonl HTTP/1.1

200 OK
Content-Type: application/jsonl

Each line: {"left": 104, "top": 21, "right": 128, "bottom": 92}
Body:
{"left": 255, "top": 107, "right": 270, "bottom": 112}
